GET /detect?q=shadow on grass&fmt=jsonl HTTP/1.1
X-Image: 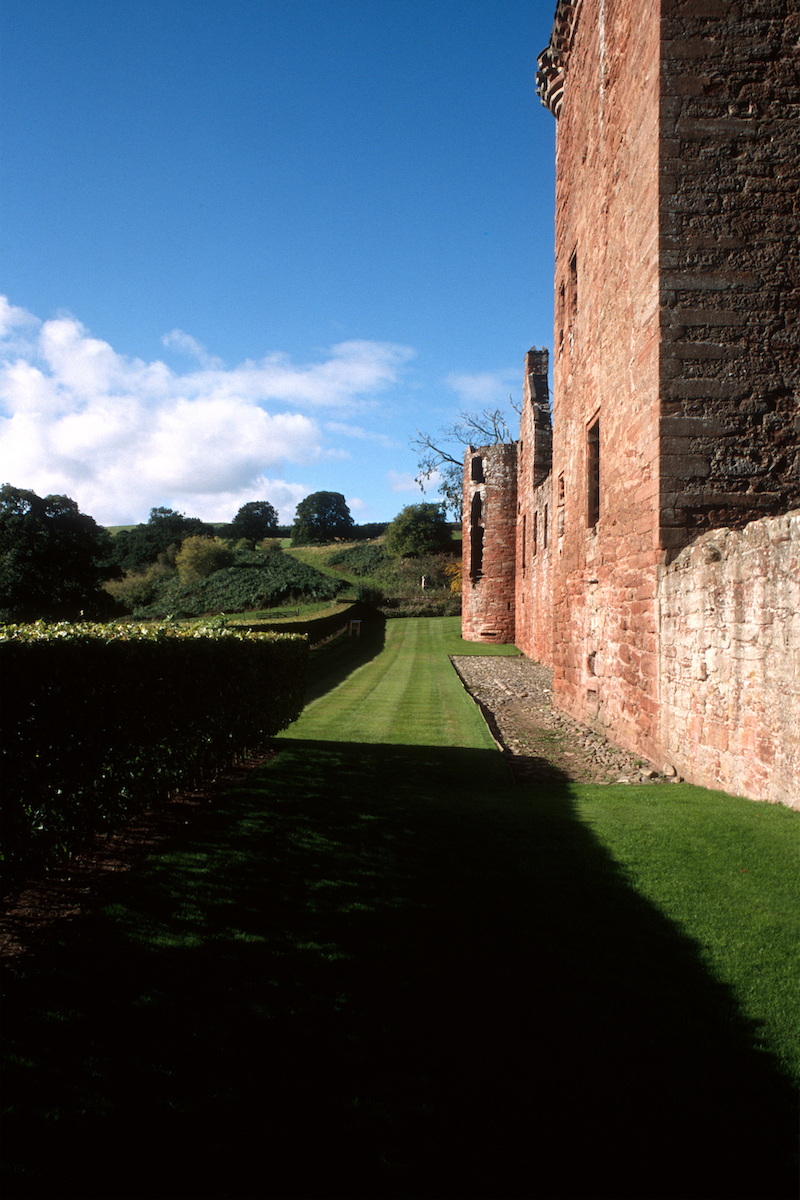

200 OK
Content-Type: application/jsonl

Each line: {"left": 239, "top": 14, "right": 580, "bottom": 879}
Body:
{"left": 304, "top": 610, "right": 387, "bottom": 705}
{"left": 2, "top": 739, "right": 797, "bottom": 1200}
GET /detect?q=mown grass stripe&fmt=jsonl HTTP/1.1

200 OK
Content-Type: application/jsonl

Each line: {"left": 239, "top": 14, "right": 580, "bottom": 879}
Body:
{"left": 282, "top": 618, "right": 498, "bottom": 750}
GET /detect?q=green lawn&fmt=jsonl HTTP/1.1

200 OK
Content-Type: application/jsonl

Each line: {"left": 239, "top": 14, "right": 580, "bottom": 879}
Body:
{"left": 282, "top": 615, "right": 517, "bottom": 747}
{"left": 2, "top": 616, "right": 797, "bottom": 1200}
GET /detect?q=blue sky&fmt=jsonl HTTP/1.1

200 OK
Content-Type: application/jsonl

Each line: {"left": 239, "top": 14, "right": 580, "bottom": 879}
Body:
{"left": 1, "top": 0, "right": 557, "bottom": 527}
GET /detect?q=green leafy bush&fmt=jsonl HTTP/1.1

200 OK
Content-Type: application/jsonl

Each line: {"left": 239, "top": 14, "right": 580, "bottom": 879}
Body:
{"left": 175, "top": 536, "right": 235, "bottom": 582}
{"left": 354, "top": 583, "right": 386, "bottom": 605}
{"left": 380, "top": 595, "right": 462, "bottom": 618}
{"left": 327, "top": 544, "right": 389, "bottom": 575}
{"left": 103, "top": 561, "right": 175, "bottom": 611}
{"left": 133, "top": 549, "right": 346, "bottom": 618}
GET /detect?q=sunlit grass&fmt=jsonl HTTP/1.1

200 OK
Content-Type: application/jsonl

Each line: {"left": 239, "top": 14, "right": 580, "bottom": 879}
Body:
{"left": 281, "top": 616, "right": 517, "bottom": 746}
{"left": 572, "top": 780, "right": 800, "bottom": 1078}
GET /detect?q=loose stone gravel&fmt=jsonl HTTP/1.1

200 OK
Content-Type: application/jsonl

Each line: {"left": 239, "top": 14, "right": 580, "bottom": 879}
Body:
{"left": 451, "top": 655, "right": 675, "bottom": 786}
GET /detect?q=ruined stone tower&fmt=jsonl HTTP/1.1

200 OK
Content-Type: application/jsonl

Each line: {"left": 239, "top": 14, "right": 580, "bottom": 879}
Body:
{"left": 461, "top": 440, "right": 518, "bottom": 644}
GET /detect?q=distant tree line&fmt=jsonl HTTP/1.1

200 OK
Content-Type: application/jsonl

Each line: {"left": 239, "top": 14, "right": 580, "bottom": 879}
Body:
{"left": 0, "top": 485, "right": 400, "bottom": 623}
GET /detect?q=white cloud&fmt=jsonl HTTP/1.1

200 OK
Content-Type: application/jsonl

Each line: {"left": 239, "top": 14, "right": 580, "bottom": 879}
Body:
{"left": 169, "top": 479, "right": 308, "bottom": 526}
{"left": 325, "top": 420, "right": 395, "bottom": 449}
{"left": 162, "top": 328, "right": 224, "bottom": 370}
{"left": 387, "top": 469, "right": 424, "bottom": 493}
{"left": 0, "top": 296, "right": 39, "bottom": 344}
{"left": 445, "top": 367, "right": 519, "bottom": 408}
{"left": 0, "top": 297, "right": 414, "bottom": 525}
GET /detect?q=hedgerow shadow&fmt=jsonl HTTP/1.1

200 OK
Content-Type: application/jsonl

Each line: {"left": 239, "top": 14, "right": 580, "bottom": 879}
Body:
{"left": 2, "top": 738, "right": 796, "bottom": 1200}
{"left": 304, "top": 610, "right": 387, "bottom": 704}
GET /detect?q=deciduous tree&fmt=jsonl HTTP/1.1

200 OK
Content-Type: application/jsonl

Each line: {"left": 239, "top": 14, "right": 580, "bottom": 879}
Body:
{"left": 0, "top": 484, "right": 116, "bottom": 621}
{"left": 384, "top": 503, "right": 451, "bottom": 558}
{"left": 230, "top": 500, "right": 279, "bottom": 542}
{"left": 110, "top": 507, "right": 214, "bottom": 572}
{"left": 291, "top": 492, "right": 354, "bottom": 545}
{"left": 175, "top": 536, "right": 235, "bottom": 582}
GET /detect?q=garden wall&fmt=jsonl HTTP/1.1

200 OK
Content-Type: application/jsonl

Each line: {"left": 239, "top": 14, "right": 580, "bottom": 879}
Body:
{"left": 658, "top": 513, "right": 800, "bottom": 808}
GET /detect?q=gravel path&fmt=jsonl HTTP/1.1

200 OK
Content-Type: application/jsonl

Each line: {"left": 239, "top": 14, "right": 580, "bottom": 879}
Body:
{"left": 451, "top": 655, "right": 675, "bottom": 786}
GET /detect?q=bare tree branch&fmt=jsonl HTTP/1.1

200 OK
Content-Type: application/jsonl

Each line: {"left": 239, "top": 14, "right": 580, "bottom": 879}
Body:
{"left": 409, "top": 405, "right": 519, "bottom": 518}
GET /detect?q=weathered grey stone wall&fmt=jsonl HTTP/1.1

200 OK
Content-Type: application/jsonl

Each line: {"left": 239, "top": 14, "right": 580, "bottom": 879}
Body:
{"left": 658, "top": 512, "right": 800, "bottom": 807}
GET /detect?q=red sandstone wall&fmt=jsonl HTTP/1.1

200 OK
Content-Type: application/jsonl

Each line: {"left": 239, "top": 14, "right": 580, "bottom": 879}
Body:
{"left": 515, "top": 349, "right": 554, "bottom": 663}
{"left": 531, "top": 0, "right": 799, "bottom": 799}
{"left": 659, "top": 0, "right": 800, "bottom": 550}
{"left": 548, "top": 0, "right": 663, "bottom": 757}
{"left": 461, "top": 442, "right": 518, "bottom": 643}
{"left": 658, "top": 513, "right": 800, "bottom": 808}
{"left": 514, "top": 473, "right": 553, "bottom": 662}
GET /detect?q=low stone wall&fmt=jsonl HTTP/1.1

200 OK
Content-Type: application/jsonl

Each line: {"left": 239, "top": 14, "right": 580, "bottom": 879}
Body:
{"left": 658, "top": 512, "right": 800, "bottom": 808}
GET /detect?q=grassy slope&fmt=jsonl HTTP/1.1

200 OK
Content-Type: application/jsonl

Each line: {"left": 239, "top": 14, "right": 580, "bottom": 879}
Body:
{"left": 284, "top": 541, "right": 360, "bottom": 577}
{"left": 2, "top": 617, "right": 797, "bottom": 1200}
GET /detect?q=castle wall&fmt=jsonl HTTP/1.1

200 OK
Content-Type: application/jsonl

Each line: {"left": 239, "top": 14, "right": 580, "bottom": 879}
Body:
{"left": 514, "top": 474, "right": 553, "bottom": 663}
{"left": 658, "top": 513, "right": 800, "bottom": 808}
{"left": 461, "top": 0, "right": 799, "bottom": 803}
{"left": 547, "top": 0, "right": 664, "bottom": 759}
{"left": 461, "top": 442, "right": 518, "bottom": 644}
{"left": 515, "top": 349, "right": 554, "bottom": 662}
{"left": 659, "top": 0, "right": 800, "bottom": 551}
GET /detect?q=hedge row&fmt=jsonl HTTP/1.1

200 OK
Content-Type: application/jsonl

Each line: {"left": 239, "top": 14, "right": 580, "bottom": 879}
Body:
{"left": 0, "top": 620, "right": 308, "bottom": 882}
{"left": 232, "top": 600, "right": 379, "bottom": 645}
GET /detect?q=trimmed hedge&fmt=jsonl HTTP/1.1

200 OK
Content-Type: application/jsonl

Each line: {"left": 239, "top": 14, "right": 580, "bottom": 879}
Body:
{"left": 1, "top": 620, "right": 308, "bottom": 882}
{"left": 232, "top": 600, "right": 379, "bottom": 645}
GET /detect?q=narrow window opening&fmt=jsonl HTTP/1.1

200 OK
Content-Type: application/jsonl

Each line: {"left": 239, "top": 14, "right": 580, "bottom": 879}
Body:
{"left": 470, "top": 455, "right": 484, "bottom": 483}
{"left": 587, "top": 418, "right": 600, "bottom": 528}
{"left": 543, "top": 503, "right": 549, "bottom": 550}
{"left": 569, "top": 251, "right": 578, "bottom": 324}
{"left": 532, "top": 511, "right": 538, "bottom": 556}
{"left": 521, "top": 513, "right": 527, "bottom": 571}
{"left": 470, "top": 492, "right": 484, "bottom": 579}
{"left": 557, "top": 472, "right": 565, "bottom": 537}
